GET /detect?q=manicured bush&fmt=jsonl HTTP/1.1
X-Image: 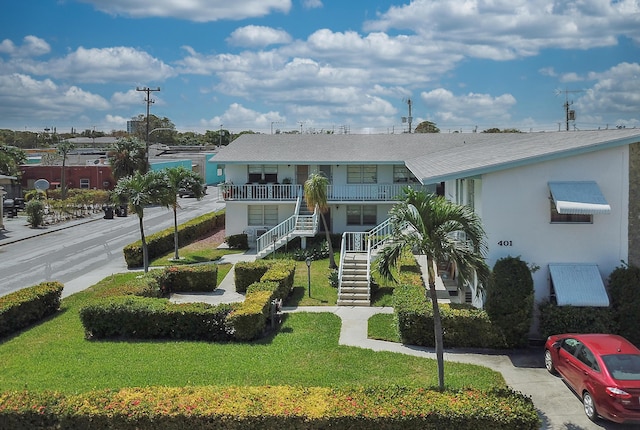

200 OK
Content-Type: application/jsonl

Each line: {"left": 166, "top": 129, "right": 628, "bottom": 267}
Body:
{"left": 485, "top": 256, "right": 534, "bottom": 348}
{"left": 123, "top": 211, "right": 225, "bottom": 268}
{"left": 0, "top": 385, "right": 540, "bottom": 429}
{"left": 226, "top": 290, "right": 273, "bottom": 341}
{"left": 234, "top": 260, "right": 272, "bottom": 293}
{"left": 158, "top": 264, "right": 218, "bottom": 295}
{"left": 538, "top": 302, "right": 615, "bottom": 340}
{"left": 608, "top": 264, "right": 640, "bottom": 345}
{"left": 0, "top": 281, "right": 64, "bottom": 338}
{"left": 79, "top": 296, "right": 235, "bottom": 341}
{"left": 224, "top": 233, "right": 248, "bottom": 249}
{"left": 24, "top": 199, "right": 45, "bottom": 228}
{"left": 393, "top": 284, "right": 506, "bottom": 349}
{"left": 260, "top": 260, "right": 296, "bottom": 300}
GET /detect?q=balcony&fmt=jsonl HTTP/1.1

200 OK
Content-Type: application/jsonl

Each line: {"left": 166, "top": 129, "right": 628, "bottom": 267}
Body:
{"left": 221, "top": 183, "right": 431, "bottom": 202}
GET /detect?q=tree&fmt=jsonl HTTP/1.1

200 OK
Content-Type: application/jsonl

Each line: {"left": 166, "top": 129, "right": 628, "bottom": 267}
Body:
{"left": 108, "top": 137, "right": 148, "bottom": 180}
{"left": 485, "top": 256, "right": 534, "bottom": 348}
{"left": 163, "top": 166, "right": 206, "bottom": 260}
{"left": 376, "top": 188, "right": 490, "bottom": 390}
{"left": 304, "top": 173, "right": 337, "bottom": 269}
{"left": 57, "top": 140, "right": 76, "bottom": 199}
{"left": 414, "top": 121, "right": 440, "bottom": 133}
{"left": 111, "top": 170, "right": 171, "bottom": 272}
{"left": 0, "top": 145, "right": 27, "bottom": 176}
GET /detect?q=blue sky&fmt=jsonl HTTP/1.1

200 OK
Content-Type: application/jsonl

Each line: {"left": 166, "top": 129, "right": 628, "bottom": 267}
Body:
{"left": 1, "top": 0, "right": 639, "bottom": 135}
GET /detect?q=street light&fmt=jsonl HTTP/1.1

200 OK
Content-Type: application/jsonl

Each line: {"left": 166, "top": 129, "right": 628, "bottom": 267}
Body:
{"left": 272, "top": 234, "right": 277, "bottom": 259}
{"left": 305, "top": 257, "right": 312, "bottom": 297}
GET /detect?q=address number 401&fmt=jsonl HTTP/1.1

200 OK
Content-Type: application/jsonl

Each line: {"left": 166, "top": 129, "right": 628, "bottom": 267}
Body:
{"left": 497, "top": 240, "right": 513, "bottom": 246}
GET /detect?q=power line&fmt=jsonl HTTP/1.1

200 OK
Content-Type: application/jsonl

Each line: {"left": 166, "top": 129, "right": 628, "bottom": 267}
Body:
{"left": 136, "top": 86, "right": 160, "bottom": 170}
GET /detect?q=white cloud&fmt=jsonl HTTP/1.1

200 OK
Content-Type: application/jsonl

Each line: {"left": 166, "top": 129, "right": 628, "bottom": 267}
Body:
{"left": 365, "top": 0, "right": 640, "bottom": 60}
{"left": 0, "top": 73, "right": 109, "bottom": 123}
{"left": 38, "top": 46, "right": 175, "bottom": 83}
{"left": 302, "top": 0, "right": 322, "bottom": 9}
{"left": 227, "top": 26, "right": 292, "bottom": 48}
{"left": 0, "top": 36, "right": 50, "bottom": 57}
{"left": 78, "top": 0, "right": 292, "bottom": 22}
{"left": 111, "top": 89, "right": 146, "bottom": 106}
{"left": 420, "top": 88, "right": 516, "bottom": 125}
{"left": 201, "top": 103, "right": 285, "bottom": 130}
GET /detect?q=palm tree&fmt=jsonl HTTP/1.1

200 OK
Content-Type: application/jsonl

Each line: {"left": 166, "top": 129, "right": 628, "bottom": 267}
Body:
{"left": 376, "top": 188, "right": 490, "bottom": 391}
{"left": 57, "top": 140, "right": 75, "bottom": 199}
{"left": 112, "top": 170, "right": 171, "bottom": 272}
{"left": 304, "top": 173, "right": 337, "bottom": 269}
{"left": 164, "top": 166, "right": 206, "bottom": 260}
{"left": 108, "top": 137, "right": 148, "bottom": 180}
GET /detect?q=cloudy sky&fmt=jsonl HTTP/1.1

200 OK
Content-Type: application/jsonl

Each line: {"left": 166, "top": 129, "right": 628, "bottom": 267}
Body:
{"left": 2, "top": 0, "right": 639, "bottom": 135}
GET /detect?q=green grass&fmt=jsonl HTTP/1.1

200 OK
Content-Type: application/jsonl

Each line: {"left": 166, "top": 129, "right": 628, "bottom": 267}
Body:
{"left": 0, "top": 240, "right": 505, "bottom": 395}
{"left": 151, "top": 247, "right": 243, "bottom": 266}
{"left": 0, "top": 285, "right": 504, "bottom": 394}
{"left": 368, "top": 313, "right": 401, "bottom": 342}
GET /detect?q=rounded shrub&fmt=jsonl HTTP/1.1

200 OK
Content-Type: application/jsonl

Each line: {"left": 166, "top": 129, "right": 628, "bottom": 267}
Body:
{"left": 485, "top": 256, "right": 534, "bottom": 348}
{"left": 25, "top": 199, "right": 45, "bottom": 228}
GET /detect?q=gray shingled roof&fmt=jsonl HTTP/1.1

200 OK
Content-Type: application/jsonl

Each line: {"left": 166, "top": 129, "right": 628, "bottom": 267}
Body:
{"left": 213, "top": 129, "right": 640, "bottom": 183}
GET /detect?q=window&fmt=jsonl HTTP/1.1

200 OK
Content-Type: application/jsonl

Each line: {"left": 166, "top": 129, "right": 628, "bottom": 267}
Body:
{"left": 347, "top": 165, "right": 377, "bottom": 183}
{"left": 576, "top": 346, "right": 600, "bottom": 371}
{"left": 248, "top": 205, "right": 278, "bottom": 226}
{"left": 550, "top": 201, "right": 592, "bottom": 224}
{"left": 79, "top": 178, "right": 90, "bottom": 189}
{"left": 561, "top": 338, "right": 581, "bottom": 355}
{"left": 393, "top": 165, "right": 418, "bottom": 183}
{"left": 347, "top": 205, "right": 376, "bottom": 225}
{"left": 248, "top": 165, "right": 278, "bottom": 183}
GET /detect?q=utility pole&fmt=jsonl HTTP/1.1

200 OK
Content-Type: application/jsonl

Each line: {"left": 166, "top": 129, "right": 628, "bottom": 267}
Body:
{"left": 402, "top": 98, "right": 413, "bottom": 133}
{"left": 556, "top": 89, "right": 583, "bottom": 131}
{"left": 136, "top": 86, "right": 160, "bottom": 170}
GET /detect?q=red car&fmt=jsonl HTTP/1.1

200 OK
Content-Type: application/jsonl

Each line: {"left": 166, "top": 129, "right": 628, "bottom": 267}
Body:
{"left": 545, "top": 333, "right": 640, "bottom": 423}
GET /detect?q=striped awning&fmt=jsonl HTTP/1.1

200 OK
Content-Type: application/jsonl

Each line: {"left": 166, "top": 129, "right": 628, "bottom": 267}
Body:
{"left": 548, "top": 181, "right": 611, "bottom": 215}
{"left": 549, "top": 263, "right": 610, "bottom": 307}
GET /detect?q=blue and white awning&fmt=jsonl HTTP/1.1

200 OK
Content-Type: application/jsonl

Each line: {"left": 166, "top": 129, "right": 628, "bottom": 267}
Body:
{"left": 549, "top": 263, "right": 610, "bottom": 307}
{"left": 548, "top": 181, "right": 611, "bottom": 215}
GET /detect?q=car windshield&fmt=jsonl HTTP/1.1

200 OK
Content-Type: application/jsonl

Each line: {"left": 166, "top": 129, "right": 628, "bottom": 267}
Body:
{"left": 601, "top": 354, "right": 640, "bottom": 380}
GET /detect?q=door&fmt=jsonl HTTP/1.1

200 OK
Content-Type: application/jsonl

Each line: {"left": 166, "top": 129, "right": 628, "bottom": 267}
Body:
{"left": 296, "top": 165, "right": 309, "bottom": 185}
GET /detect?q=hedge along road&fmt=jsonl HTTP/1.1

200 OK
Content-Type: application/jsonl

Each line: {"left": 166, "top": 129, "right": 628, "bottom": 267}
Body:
{"left": 0, "top": 188, "right": 226, "bottom": 299}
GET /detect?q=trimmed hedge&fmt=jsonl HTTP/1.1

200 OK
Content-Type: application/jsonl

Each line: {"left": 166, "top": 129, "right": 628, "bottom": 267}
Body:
{"left": 0, "top": 385, "right": 540, "bottom": 430}
{"left": 158, "top": 264, "right": 218, "bottom": 295}
{"left": 538, "top": 302, "right": 615, "bottom": 340}
{"left": 234, "top": 260, "right": 272, "bottom": 293}
{"left": 226, "top": 290, "right": 273, "bottom": 341}
{"left": 123, "top": 211, "right": 225, "bottom": 268}
{"left": 393, "top": 284, "right": 507, "bottom": 349}
{"left": 79, "top": 296, "right": 235, "bottom": 341}
{"left": 0, "top": 281, "right": 64, "bottom": 338}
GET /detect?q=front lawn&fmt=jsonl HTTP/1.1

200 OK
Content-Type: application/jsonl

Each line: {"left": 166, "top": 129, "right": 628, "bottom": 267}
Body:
{"left": 0, "top": 273, "right": 505, "bottom": 394}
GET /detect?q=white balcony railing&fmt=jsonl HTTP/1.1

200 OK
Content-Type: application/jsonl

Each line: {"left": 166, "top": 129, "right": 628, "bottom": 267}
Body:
{"left": 221, "top": 183, "right": 430, "bottom": 202}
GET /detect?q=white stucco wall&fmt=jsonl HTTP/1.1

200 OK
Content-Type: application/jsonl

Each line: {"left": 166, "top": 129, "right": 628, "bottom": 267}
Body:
{"left": 479, "top": 146, "right": 629, "bottom": 305}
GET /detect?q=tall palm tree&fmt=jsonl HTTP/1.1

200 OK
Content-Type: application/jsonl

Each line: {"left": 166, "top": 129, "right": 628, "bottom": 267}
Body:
{"left": 376, "top": 188, "right": 490, "bottom": 391}
{"left": 112, "top": 170, "right": 171, "bottom": 272}
{"left": 57, "top": 140, "right": 75, "bottom": 199}
{"left": 164, "top": 166, "right": 205, "bottom": 260}
{"left": 304, "top": 173, "right": 337, "bottom": 269}
{"left": 108, "top": 137, "right": 148, "bottom": 180}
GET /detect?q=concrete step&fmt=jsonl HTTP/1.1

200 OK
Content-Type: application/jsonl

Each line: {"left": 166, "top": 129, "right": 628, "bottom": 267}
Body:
{"left": 337, "top": 299, "right": 370, "bottom": 306}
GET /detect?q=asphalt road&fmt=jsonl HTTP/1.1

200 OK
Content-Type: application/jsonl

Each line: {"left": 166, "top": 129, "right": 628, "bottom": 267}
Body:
{"left": 0, "top": 188, "right": 225, "bottom": 298}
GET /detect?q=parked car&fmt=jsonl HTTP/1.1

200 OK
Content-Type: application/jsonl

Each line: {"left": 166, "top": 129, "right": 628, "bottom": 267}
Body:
{"left": 178, "top": 185, "right": 207, "bottom": 198}
{"left": 544, "top": 333, "right": 640, "bottom": 424}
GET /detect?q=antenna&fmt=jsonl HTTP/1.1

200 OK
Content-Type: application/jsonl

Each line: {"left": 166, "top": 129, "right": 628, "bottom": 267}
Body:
{"left": 555, "top": 88, "right": 583, "bottom": 131}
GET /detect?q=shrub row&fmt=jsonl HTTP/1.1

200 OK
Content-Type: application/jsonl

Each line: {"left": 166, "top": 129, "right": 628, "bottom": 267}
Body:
{"left": 158, "top": 264, "right": 218, "bottom": 295}
{"left": 538, "top": 302, "right": 615, "bottom": 340}
{"left": 228, "top": 260, "right": 296, "bottom": 341}
{"left": 123, "top": 210, "right": 225, "bottom": 268}
{"left": 0, "top": 281, "right": 64, "bottom": 338}
{"left": 0, "top": 385, "right": 540, "bottom": 430}
{"left": 393, "top": 284, "right": 507, "bottom": 349}
{"left": 224, "top": 233, "right": 248, "bottom": 249}
{"left": 79, "top": 296, "right": 235, "bottom": 341}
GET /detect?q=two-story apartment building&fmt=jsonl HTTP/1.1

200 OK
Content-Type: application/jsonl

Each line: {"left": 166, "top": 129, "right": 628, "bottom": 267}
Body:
{"left": 212, "top": 129, "right": 640, "bottom": 309}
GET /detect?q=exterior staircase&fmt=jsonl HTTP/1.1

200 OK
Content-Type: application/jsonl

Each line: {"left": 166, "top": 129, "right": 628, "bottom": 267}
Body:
{"left": 255, "top": 193, "right": 318, "bottom": 259}
{"left": 337, "top": 253, "right": 370, "bottom": 306}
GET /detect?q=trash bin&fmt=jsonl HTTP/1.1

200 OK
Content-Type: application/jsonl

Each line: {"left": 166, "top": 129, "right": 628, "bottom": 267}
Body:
{"left": 103, "top": 206, "right": 114, "bottom": 219}
{"left": 116, "top": 205, "right": 128, "bottom": 217}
